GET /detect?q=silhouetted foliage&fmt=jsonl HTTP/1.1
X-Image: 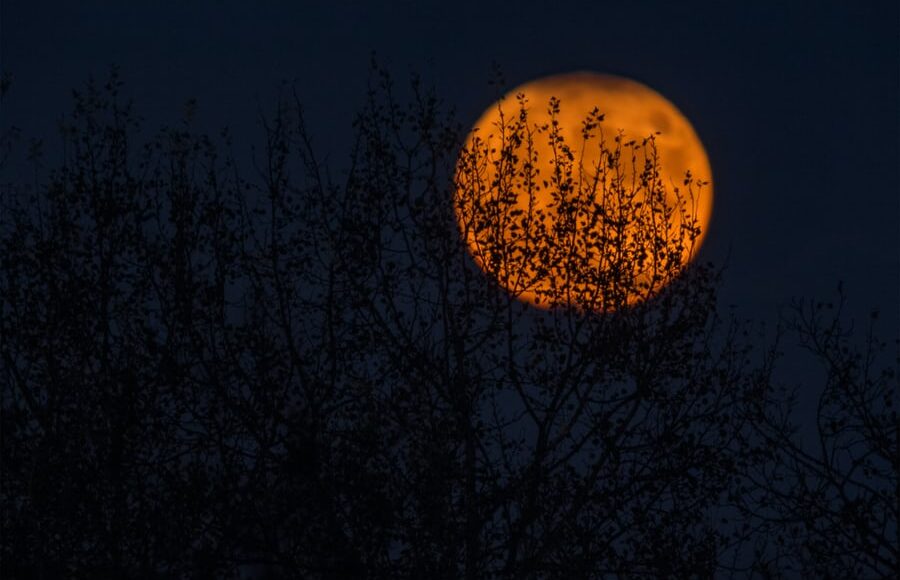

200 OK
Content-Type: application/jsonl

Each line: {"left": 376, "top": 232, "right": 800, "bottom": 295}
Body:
{"left": 2, "top": 67, "right": 895, "bottom": 579}
{"left": 726, "top": 291, "right": 897, "bottom": 578}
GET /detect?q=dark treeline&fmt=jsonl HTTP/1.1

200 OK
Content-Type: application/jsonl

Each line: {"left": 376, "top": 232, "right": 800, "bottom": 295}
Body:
{"left": 1, "top": 68, "right": 896, "bottom": 579}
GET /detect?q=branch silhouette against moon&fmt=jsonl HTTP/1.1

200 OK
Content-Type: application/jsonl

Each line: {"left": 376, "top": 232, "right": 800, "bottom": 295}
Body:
{"left": 454, "top": 73, "right": 713, "bottom": 311}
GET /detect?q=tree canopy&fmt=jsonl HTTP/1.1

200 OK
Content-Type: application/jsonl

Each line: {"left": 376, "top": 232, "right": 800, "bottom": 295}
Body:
{"left": 2, "top": 68, "right": 895, "bottom": 579}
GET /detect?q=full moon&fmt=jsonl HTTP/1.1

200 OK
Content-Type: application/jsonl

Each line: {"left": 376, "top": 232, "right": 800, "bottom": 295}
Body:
{"left": 454, "top": 72, "right": 713, "bottom": 311}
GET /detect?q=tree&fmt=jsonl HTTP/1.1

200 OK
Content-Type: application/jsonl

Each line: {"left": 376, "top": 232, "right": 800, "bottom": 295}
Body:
{"left": 726, "top": 290, "right": 897, "bottom": 577}
{"left": 328, "top": 67, "right": 759, "bottom": 578}
{"left": 1, "top": 67, "right": 894, "bottom": 579}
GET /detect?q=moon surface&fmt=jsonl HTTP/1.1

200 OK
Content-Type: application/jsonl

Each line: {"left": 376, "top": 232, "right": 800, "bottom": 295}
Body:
{"left": 454, "top": 72, "right": 713, "bottom": 310}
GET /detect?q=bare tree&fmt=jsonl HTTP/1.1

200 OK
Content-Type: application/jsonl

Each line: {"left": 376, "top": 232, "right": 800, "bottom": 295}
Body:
{"left": 727, "top": 290, "right": 897, "bottom": 578}
{"left": 2, "top": 67, "right": 894, "bottom": 579}
{"left": 313, "top": 65, "right": 772, "bottom": 579}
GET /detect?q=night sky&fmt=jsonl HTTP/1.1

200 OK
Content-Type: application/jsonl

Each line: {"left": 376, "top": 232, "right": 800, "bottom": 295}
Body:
{"left": 3, "top": 0, "right": 898, "bottom": 355}
{"left": 2, "top": 1, "right": 898, "bottom": 575}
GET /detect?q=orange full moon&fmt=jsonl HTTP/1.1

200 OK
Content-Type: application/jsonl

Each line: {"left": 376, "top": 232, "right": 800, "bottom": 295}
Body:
{"left": 454, "top": 72, "right": 713, "bottom": 311}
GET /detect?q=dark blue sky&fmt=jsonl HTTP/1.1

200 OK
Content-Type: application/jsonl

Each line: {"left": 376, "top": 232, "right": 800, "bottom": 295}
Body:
{"left": 2, "top": 0, "right": 897, "bottom": 337}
